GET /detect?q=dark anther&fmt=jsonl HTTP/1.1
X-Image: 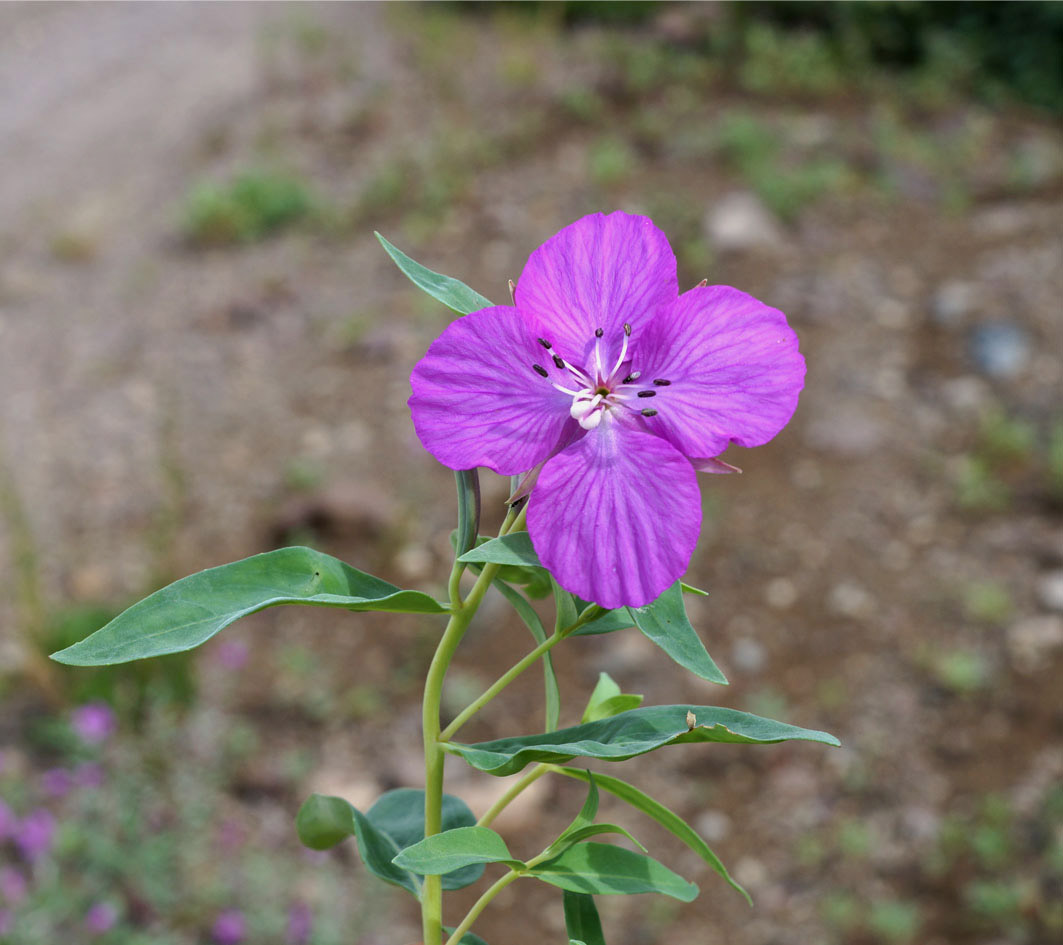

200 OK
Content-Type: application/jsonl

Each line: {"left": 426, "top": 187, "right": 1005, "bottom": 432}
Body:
{"left": 653, "top": 378, "right": 671, "bottom": 386}
{"left": 538, "top": 338, "right": 551, "bottom": 349}
{"left": 532, "top": 364, "right": 549, "bottom": 377}
{"left": 637, "top": 390, "right": 656, "bottom": 398}
{"left": 623, "top": 322, "right": 632, "bottom": 336}
{"left": 640, "top": 408, "right": 658, "bottom": 417}
{"left": 552, "top": 354, "right": 565, "bottom": 369}
{"left": 594, "top": 327, "right": 604, "bottom": 338}
{"left": 622, "top": 371, "right": 642, "bottom": 384}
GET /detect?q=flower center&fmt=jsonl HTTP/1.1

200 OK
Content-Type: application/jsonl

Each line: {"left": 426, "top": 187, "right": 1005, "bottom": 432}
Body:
{"left": 534, "top": 323, "right": 669, "bottom": 431}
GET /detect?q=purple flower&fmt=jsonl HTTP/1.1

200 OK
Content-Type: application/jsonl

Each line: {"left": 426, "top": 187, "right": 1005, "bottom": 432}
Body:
{"left": 85, "top": 901, "right": 119, "bottom": 934}
{"left": 41, "top": 767, "right": 74, "bottom": 798}
{"left": 409, "top": 212, "right": 805, "bottom": 607}
{"left": 0, "top": 867, "right": 27, "bottom": 904}
{"left": 212, "top": 908, "right": 246, "bottom": 945}
{"left": 15, "top": 808, "right": 55, "bottom": 863}
{"left": 71, "top": 702, "right": 116, "bottom": 745}
{"left": 286, "top": 902, "right": 313, "bottom": 945}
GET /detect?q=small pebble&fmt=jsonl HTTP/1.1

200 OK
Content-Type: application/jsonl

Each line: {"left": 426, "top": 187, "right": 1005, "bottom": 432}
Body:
{"left": 969, "top": 322, "right": 1031, "bottom": 378}
{"left": 1036, "top": 570, "right": 1063, "bottom": 613}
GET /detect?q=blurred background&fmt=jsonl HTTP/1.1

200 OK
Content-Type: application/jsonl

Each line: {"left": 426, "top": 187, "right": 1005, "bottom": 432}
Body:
{"left": 0, "top": 3, "right": 1061, "bottom": 943}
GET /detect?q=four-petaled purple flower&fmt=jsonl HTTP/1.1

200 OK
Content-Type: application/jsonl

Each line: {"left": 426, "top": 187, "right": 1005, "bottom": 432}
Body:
{"left": 409, "top": 212, "right": 805, "bottom": 607}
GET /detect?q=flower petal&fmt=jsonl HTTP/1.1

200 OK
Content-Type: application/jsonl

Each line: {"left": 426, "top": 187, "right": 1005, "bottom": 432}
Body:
{"left": 634, "top": 286, "right": 805, "bottom": 459}
{"left": 527, "top": 423, "right": 701, "bottom": 608}
{"left": 515, "top": 212, "right": 678, "bottom": 369}
{"left": 409, "top": 306, "right": 574, "bottom": 475}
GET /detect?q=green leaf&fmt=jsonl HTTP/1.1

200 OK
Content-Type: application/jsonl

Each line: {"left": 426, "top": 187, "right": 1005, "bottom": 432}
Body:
{"left": 680, "top": 581, "right": 709, "bottom": 597}
{"left": 452, "top": 533, "right": 550, "bottom": 597}
{"left": 458, "top": 532, "right": 540, "bottom": 569}
{"left": 295, "top": 794, "right": 357, "bottom": 851}
{"left": 563, "top": 891, "right": 606, "bottom": 945}
{"left": 493, "top": 580, "right": 560, "bottom": 732}
{"left": 569, "top": 608, "right": 636, "bottom": 636}
{"left": 529, "top": 842, "right": 697, "bottom": 901}
{"left": 446, "top": 705, "right": 840, "bottom": 777}
{"left": 554, "top": 768, "right": 750, "bottom": 903}
{"left": 375, "top": 232, "right": 492, "bottom": 316}
{"left": 454, "top": 470, "right": 481, "bottom": 557}
{"left": 555, "top": 822, "right": 646, "bottom": 852}
{"left": 566, "top": 771, "right": 599, "bottom": 834}
{"left": 582, "top": 673, "right": 643, "bottom": 724}
{"left": 589, "top": 695, "right": 644, "bottom": 719}
{"left": 393, "top": 825, "right": 522, "bottom": 875}
{"left": 295, "top": 789, "right": 484, "bottom": 899}
{"left": 630, "top": 583, "right": 728, "bottom": 684}
{"left": 51, "top": 547, "right": 447, "bottom": 666}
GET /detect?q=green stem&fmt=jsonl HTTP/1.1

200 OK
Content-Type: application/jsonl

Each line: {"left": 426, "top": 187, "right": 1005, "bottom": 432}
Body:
{"left": 443, "top": 826, "right": 565, "bottom": 945}
{"left": 439, "top": 632, "right": 563, "bottom": 742}
{"left": 421, "top": 504, "right": 526, "bottom": 945}
{"left": 443, "top": 870, "right": 521, "bottom": 945}
{"left": 477, "top": 764, "right": 550, "bottom": 828}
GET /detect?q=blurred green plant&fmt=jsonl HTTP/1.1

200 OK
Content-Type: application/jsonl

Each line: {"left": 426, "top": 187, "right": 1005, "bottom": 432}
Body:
{"left": 182, "top": 170, "right": 316, "bottom": 246}
{"left": 867, "top": 899, "right": 922, "bottom": 943}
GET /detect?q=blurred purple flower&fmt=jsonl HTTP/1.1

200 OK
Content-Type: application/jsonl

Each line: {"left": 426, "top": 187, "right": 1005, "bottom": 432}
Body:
{"left": 71, "top": 702, "right": 116, "bottom": 745}
{"left": 74, "top": 763, "right": 105, "bottom": 790}
{"left": 41, "top": 768, "right": 74, "bottom": 798}
{"left": 85, "top": 901, "right": 119, "bottom": 935}
{"left": 0, "top": 867, "right": 27, "bottom": 904}
{"left": 15, "top": 808, "right": 55, "bottom": 863}
{"left": 0, "top": 801, "right": 17, "bottom": 841}
{"left": 286, "top": 902, "right": 313, "bottom": 945}
{"left": 212, "top": 909, "right": 246, "bottom": 945}
{"left": 215, "top": 639, "right": 249, "bottom": 671}
{"left": 0, "top": 908, "right": 11, "bottom": 935}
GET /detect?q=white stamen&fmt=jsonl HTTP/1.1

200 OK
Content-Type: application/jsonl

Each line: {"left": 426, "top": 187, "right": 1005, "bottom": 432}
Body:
{"left": 608, "top": 326, "right": 631, "bottom": 379}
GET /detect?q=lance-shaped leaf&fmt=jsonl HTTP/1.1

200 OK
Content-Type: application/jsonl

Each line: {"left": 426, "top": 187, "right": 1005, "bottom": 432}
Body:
{"left": 392, "top": 825, "right": 523, "bottom": 875}
{"left": 458, "top": 532, "right": 541, "bottom": 569}
{"left": 529, "top": 842, "right": 697, "bottom": 901}
{"left": 454, "top": 470, "right": 482, "bottom": 557}
{"left": 446, "top": 705, "right": 840, "bottom": 777}
{"left": 295, "top": 789, "right": 483, "bottom": 899}
{"left": 376, "top": 232, "right": 492, "bottom": 316}
{"left": 582, "top": 673, "right": 643, "bottom": 724}
{"left": 553, "top": 767, "right": 749, "bottom": 903}
{"left": 563, "top": 891, "right": 606, "bottom": 945}
{"left": 51, "top": 547, "right": 447, "bottom": 666}
{"left": 451, "top": 532, "right": 551, "bottom": 598}
{"left": 568, "top": 608, "right": 635, "bottom": 636}
{"left": 629, "top": 583, "right": 727, "bottom": 684}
